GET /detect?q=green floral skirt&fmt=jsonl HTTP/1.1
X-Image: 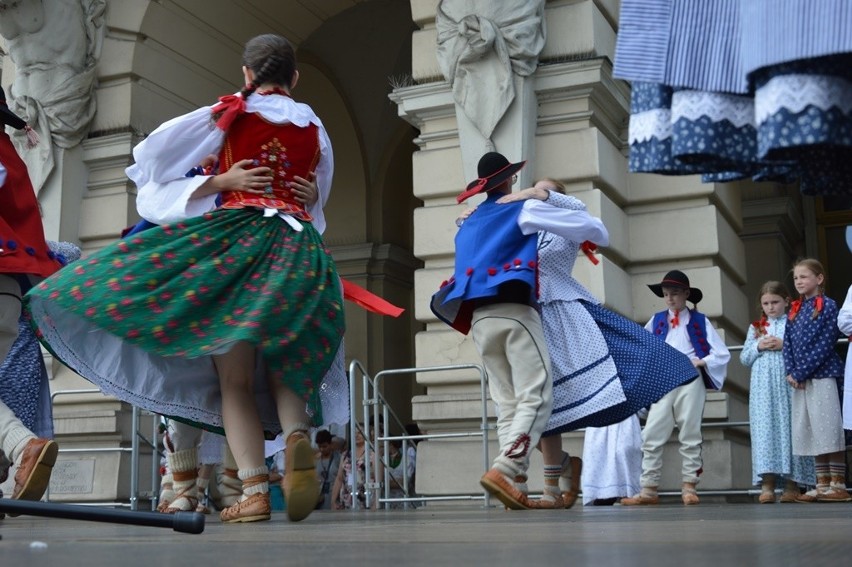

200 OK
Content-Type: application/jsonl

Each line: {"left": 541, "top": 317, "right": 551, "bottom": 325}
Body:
{"left": 26, "top": 208, "right": 345, "bottom": 432}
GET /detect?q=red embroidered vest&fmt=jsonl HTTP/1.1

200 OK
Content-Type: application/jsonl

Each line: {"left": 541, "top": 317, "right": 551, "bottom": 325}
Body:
{"left": 0, "top": 132, "right": 61, "bottom": 278}
{"left": 217, "top": 112, "right": 320, "bottom": 221}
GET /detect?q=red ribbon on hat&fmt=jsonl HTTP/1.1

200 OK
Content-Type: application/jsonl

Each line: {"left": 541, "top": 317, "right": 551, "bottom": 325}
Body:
{"left": 457, "top": 178, "right": 487, "bottom": 204}
{"left": 211, "top": 93, "right": 246, "bottom": 131}
{"left": 580, "top": 241, "right": 599, "bottom": 265}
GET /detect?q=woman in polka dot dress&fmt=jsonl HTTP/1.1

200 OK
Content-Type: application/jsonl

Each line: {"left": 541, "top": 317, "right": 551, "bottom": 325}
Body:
{"left": 782, "top": 259, "right": 847, "bottom": 502}
{"left": 492, "top": 179, "right": 697, "bottom": 509}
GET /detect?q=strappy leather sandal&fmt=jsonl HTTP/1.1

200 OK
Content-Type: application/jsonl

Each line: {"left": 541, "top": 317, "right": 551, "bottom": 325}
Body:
{"left": 219, "top": 474, "right": 271, "bottom": 523}
{"left": 621, "top": 490, "right": 659, "bottom": 506}
{"left": 283, "top": 432, "right": 319, "bottom": 522}
{"left": 681, "top": 484, "right": 700, "bottom": 505}
{"left": 527, "top": 485, "right": 565, "bottom": 509}
{"left": 560, "top": 456, "right": 582, "bottom": 509}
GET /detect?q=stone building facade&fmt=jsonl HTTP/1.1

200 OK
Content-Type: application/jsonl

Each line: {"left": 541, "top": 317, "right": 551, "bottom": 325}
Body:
{"left": 1, "top": 0, "right": 848, "bottom": 503}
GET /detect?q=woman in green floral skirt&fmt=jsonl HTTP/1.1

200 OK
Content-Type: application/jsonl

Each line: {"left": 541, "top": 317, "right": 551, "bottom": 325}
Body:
{"left": 26, "top": 34, "right": 343, "bottom": 523}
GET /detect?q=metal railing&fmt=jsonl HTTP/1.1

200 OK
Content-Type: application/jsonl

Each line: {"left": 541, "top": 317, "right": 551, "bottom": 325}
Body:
{"left": 46, "top": 389, "right": 161, "bottom": 510}
{"left": 344, "top": 336, "right": 850, "bottom": 505}
{"left": 349, "top": 360, "right": 492, "bottom": 509}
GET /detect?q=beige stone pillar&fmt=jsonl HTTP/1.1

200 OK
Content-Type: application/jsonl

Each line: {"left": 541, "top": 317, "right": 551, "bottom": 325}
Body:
{"left": 395, "top": 0, "right": 755, "bottom": 498}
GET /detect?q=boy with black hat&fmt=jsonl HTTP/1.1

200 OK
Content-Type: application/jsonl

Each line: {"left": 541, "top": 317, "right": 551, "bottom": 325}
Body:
{"left": 431, "top": 151, "right": 609, "bottom": 509}
{"left": 622, "top": 270, "right": 730, "bottom": 506}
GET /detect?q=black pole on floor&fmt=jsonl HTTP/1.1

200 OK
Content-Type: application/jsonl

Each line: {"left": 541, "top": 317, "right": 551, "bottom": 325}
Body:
{"left": 0, "top": 499, "right": 205, "bottom": 534}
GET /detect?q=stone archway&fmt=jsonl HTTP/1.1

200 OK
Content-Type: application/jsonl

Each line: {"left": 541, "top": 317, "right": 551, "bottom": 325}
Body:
{"left": 0, "top": 0, "right": 421, "bottom": 503}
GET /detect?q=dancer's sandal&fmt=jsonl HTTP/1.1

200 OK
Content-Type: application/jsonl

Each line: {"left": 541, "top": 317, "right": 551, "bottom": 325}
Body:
{"left": 816, "top": 485, "right": 852, "bottom": 502}
{"left": 527, "top": 485, "right": 565, "bottom": 509}
{"left": 560, "top": 456, "right": 582, "bottom": 509}
{"left": 779, "top": 481, "right": 800, "bottom": 503}
{"left": 219, "top": 474, "right": 271, "bottom": 523}
{"left": 620, "top": 489, "right": 659, "bottom": 506}
{"left": 758, "top": 489, "right": 776, "bottom": 504}
{"left": 779, "top": 490, "right": 799, "bottom": 503}
{"left": 156, "top": 477, "right": 175, "bottom": 513}
{"left": 480, "top": 468, "right": 531, "bottom": 510}
{"left": 283, "top": 431, "right": 320, "bottom": 522}
{"left": 214, "top": 467, "right": 242, "bottom": 510}
{"left": 795, "top": 487, "right": 824, "bottom": 503}
{"left": 163, "top": 490, "right": 198, "bottom": 513}
{"left": 681, "top": 483, "right": 700, "bottom": 505}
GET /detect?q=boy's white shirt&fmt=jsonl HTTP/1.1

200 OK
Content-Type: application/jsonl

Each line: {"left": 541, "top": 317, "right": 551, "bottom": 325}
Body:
{"left": 839, "top": 285, "right": 852, "bottom": 379}
{"left": 838, "top": 286, "right": 852, "bottom": 429}
{"left": 644, "top": 307, "right": 730, "bottom": 390}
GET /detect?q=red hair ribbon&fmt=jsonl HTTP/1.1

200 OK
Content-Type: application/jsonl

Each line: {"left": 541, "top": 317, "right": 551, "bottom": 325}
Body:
{"left": 752, "top": 315, "right": 768, "bottom": 337}
{"left": 580, "top": 241, "right": 599, "bottom": 265}
{"left": 788, "top": 298, "right": 802, "bottom": 321}
{"left": 211, "top": 94, "right": 246, "bottom": 131}
{"left": 812, "top": 295, "right": 824, "bottom": 320}
{"left": 789, "top": 295, "right": 824, "bottom": 321}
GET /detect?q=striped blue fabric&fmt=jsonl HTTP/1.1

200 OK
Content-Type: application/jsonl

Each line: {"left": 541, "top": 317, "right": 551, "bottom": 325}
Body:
{"left": 741, "top": 0, "right": 852, "bottom": 74}
{"left": 615, "top": 0, "right": 852, "bottom": 93}
{"left": 613, "top": 0, "right": 673, "bottom": 83}
{"left": 667, "top": 0, "right": 743, "bottom": 93}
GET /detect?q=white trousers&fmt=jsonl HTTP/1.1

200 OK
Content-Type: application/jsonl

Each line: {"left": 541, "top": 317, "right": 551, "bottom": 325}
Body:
{"left": 0, "top": 274, "right": 22, "bottom": 362}
{"left": 1, "top": 275, "right": 35, "bottom": 473}
{"left": 168, "top": 419, "right": 203, "bottom": 453}
{"left": 640, "top": 377, "right": 706, "bottom": 486}
{"left": 0, "top": 398, "right": 35, "bottom": 464}
{"left": 471, "top": 303, "right": 553, "bottom": 475}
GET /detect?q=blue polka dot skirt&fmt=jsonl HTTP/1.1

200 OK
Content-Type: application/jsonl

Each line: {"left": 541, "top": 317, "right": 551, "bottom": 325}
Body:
{"left": 543, "top": 300, "right": 698, "bottom": 435}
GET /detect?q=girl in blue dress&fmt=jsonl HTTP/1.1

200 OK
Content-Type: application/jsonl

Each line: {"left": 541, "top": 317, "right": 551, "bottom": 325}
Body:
{"left": 783, "top": 259, "right": 847, "bottom": 502}
{"left": 740, "top": 281, "right": 814, "bottom": 503}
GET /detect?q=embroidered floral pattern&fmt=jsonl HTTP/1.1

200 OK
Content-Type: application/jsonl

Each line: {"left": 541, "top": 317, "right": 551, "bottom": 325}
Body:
{"left": 26, "top": 208, "right": 345, "bottom": 424}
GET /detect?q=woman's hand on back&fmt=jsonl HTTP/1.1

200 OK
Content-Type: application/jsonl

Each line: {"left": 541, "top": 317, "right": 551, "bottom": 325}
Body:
{"left": 193, "top": 159, "right": 273, "bottom": 198}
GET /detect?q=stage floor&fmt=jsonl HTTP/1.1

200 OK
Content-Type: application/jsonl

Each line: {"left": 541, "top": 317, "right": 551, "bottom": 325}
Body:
{"left": 2, "top": 502, "right": 851, "bottom": 566}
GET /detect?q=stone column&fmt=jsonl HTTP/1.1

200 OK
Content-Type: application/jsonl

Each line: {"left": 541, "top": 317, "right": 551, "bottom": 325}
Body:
{"left": 0, "top": 1, "right": 157, "bottom": 505}
{"left": 395, "top": 0, "right": 754, "bottom": 497}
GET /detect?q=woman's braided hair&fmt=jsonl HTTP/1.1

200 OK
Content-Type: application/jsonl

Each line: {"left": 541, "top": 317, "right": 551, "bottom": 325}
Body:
{"left": 240, "top": 34, "right": 297, "bottom": 99}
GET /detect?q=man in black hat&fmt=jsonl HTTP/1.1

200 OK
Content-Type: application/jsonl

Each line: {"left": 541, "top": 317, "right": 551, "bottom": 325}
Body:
{"left": 622, "top": 270, "right": 730, "bottom": 506}
{"left": 0, "top": 85, "right": 60, "bottom": 511}
{"left": 431, "top": 151, "right": 609, "bottom": 509}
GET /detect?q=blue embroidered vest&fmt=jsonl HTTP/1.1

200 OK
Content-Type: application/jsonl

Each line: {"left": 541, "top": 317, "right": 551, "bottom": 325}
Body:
{"left": 430, "top": 194, "right": 538, "bottom": 334}
{"left": 652, "top": 309, "right": 716, "bottom": 389}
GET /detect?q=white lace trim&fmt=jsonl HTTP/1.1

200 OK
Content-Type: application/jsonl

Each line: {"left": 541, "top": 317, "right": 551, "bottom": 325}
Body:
{"left": 28, "top": 296, "right": 349, "bottom": 434}
{"left": 629, "top": 108, "right": 672, "bottom": 144}
{"left": 755, "top": 73, "right": 852, "bottom": 125}
{"left": 671, "top": 90, "right": 755, "bottom": 129}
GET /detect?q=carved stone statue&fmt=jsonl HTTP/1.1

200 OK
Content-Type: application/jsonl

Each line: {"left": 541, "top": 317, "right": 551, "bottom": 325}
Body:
{"left": 0, "top": 0, "right": 106, "bottom": 192}
{"left": 436, "top": 0, "right": 546, "bottom": 142}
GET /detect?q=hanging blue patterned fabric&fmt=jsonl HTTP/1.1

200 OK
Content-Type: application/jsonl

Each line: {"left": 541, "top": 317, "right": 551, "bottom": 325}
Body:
{"left": 615, "top": 0, "right": 852, "bottom": 196}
